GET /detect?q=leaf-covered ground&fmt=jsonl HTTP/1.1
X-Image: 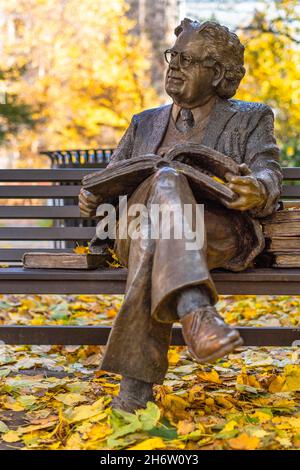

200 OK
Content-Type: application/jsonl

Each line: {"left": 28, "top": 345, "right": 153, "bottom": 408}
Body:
{"left": 1, "top": 293, "right": 300, "bottom": 450}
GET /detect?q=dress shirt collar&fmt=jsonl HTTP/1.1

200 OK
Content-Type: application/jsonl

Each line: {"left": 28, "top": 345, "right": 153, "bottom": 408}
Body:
{"left": 172, "top": 96, "right": 216, "bottom": 125}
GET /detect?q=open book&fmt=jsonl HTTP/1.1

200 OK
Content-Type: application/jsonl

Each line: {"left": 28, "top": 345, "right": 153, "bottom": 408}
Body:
{"left": 82, "top": 143, "right": 241, "bottom": 206}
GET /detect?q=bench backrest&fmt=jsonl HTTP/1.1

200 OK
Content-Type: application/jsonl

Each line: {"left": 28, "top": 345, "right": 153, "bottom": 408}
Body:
{"left": 0, "top": 167, "right": 299, "bottom": 264}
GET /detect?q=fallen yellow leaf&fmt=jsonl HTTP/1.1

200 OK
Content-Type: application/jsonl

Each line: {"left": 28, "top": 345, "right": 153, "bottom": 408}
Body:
{"left": 268, "top": 376, "right": 285, "bottom": 393}
{"left": 212, "top": 176, "right": 225, "bottom": 184}
{"left": 54, "top": 393, "right": 88, "bottom": 406}
{"left": 129, "top": 437, "right": 166, "bottom": 450}
{"left": 2, "top": 431, "right": 21, "bottom": 443}
{"left": 282, "top": 365, "right": 300, "bottom": 392}
{"left": 63, "top": 398, "right": 106, "bottom": 423}
{"left": 237, "top": 372, "right": 262, "bottom": 389}
{"left": 293, "top": 435, "right": 300, "bottom": 448}
{"left": 251, "top": 410, "right": 272, "bottom": 423}
{"left": 87, "top": 423, "right": 112, "bottom": 441}
{"left": 168, "top": 349, "right": 180, "bottom": 366}
{"left": 74, "top": 246, "right": 90, "bottom": 254}
{"left": 177, "top": 420, "right": 196, "bottom": 436}
{"left": 64, "top": 432, "right": 84, "bottom": 450}
{"left": 222, "top": 420, "right": 238, "bottom": 433}
{"left": 228, "top": 433, "right": 260, "bottom": 450}
{"left": 197, "top": 369, "right": 221, "bottom": 384}
{"left": 161, "top": 394, "right": 188, "bottom": 411}
{"left": 16, "top": 420, "right": 58, "bottom": 435}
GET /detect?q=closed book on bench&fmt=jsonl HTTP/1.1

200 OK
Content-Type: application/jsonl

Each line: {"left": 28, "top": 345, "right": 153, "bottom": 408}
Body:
{"left": 22, "top": 252, "right": 108, "bottom": 270}
{"left": 260, "top": 208, "right": 300, "bottom": 267}
{"left": 273, "top": 253, "right": 300, "bottom": 268}
{"left": 81, "top": 143, "right": 240, "bottom": 206}
{"left": 262, "top": 209, "right": 300, "bottom": 238}
{"left": 267, "top": 237, "right": 300, "bottom": 252}
{"left": 262, "top": 208, "right": 300, "bottom": 223}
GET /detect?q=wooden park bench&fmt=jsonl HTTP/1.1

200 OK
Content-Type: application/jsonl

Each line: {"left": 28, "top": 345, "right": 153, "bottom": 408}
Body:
{"left": 0, "top": 160, "right": 300, "bottom": 348}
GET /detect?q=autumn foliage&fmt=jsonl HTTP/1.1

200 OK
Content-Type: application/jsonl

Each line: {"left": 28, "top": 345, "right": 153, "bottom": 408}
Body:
{"left": 0, "top": 0, "right": 300, "bottom": 452}
{"left": 0, "top": 1, "right": 299, "bottom": 168}
{"left": 237, "top": 0, "right": 300, "bottom": 164}
{"left": 1, "top": 294, "right": 300, "bottom": 449}
{"left": 1, "top": 0, "right": 160, "bottom": 167}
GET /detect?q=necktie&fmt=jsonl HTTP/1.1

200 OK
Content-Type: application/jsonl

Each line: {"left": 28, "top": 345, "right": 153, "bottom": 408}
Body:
{"left": 179, "top": 107, "right": 195, "bottom": 132}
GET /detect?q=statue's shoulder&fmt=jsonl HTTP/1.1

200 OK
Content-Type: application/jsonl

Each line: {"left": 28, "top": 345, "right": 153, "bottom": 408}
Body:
{"left": 133, "top": 104, "right": 172, "bottom": 124}
{"left": 228, "top": 99, "right": 273, "bottom": 115}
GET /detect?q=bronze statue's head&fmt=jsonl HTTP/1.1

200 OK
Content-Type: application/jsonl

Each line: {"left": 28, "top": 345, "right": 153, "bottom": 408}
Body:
{"left": 165, "top": 18, "right": 246, "bottom": 108}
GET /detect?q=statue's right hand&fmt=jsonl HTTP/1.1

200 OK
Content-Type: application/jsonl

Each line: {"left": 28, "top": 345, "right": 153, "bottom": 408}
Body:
{"left": 79, "top": 188, "right": 101, "bottom": 217}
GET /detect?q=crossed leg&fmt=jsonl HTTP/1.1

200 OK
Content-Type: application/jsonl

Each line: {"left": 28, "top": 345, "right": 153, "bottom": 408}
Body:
{"left": 100, "top": 167, "right": 242, "bottom": 411}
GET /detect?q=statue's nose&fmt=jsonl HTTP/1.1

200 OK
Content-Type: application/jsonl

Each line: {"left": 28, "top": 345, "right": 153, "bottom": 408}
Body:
{"left": 169, "top": 55, "right": 180, "bottom": 70}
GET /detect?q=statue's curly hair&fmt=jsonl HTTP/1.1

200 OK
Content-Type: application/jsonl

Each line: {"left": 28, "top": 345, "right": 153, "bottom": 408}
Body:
{"left": 174, "top": 18, "right": 246, "bottom": 99}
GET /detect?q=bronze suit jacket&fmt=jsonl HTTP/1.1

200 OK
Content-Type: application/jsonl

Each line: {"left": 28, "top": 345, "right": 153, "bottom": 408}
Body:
{"left": 90, "top": 96, "right": 282, "bottom": 271}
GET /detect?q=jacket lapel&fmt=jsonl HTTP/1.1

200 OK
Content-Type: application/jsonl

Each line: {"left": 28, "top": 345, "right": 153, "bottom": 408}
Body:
{"left": 201, "top": 97, "right": 237, "bottom": 149}
{"left": 153, "top": 104, "right": 173, "bottom": 152}
{"left": 135, "top": 104, "right": 172, "bottom": 155}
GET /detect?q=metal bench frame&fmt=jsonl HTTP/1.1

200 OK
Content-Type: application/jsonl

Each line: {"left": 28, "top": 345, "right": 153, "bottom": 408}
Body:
{"left": 1, "top": 167, "right": 300, "bottom": 347}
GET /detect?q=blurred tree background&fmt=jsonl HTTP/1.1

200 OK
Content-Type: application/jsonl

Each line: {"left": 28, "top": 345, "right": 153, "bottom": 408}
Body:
{"left": 236, "top": 0, "right": 300, "bottom": 166}
{"left": 0, "top": 66, "right": 35, "bottom": 144}
{"left": 0, "top": 0, "right": 299, "bottom": 167}
{"left": 0, "top": 0, "right": 159, "bottom": 167}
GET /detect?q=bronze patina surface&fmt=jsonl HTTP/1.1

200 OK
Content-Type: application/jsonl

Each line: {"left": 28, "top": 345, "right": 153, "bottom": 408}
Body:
{"left": 79, "top": 19, "right": 282, "bottom": 412}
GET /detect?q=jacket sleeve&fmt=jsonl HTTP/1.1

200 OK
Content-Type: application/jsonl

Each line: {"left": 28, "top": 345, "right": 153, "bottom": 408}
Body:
{"left": 89, "top": 115, "right": 138, "bottom": 253}
{"left": 244, "top": 106, "right": 283, "bottom": 218}
{"left": 106, "top": 115, "right": 138, "bottom": 168}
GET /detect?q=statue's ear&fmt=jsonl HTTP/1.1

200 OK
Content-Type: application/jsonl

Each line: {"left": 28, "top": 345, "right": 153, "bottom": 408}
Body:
{"left": 212, "top": 63, "right": 225, "bottom": 88}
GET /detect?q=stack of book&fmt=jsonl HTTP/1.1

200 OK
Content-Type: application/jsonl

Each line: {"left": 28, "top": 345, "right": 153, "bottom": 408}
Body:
{"left": 261, "top": 208, "right": 300, "bottom": 267}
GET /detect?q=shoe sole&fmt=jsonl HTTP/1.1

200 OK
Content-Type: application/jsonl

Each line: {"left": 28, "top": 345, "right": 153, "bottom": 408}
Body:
{"left": 188, "top": 336, "right": 244, "bottom": 364}
{"left": 111, "top": 395, "right": 154, "bottom": 414}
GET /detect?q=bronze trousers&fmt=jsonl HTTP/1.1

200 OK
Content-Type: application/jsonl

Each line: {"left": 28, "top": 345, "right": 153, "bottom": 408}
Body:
{"left": 100, "top": 167, "right": 242, "bottom": 383}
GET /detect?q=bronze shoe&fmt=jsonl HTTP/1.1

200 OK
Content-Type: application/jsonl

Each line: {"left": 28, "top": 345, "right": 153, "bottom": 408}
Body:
{"left": 180, "top": 305, "right": 243, "bottom": 363}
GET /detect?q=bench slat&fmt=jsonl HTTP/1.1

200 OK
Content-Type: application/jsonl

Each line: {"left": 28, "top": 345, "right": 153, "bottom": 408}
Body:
{"left": 0, "top": 266, "right": 127, "bottom": 280}
{"left": 0, "top": 169, "right": 101, "bottom": 182}
{"left": 0, "top": 325, "right": 299, "bottom": 346}
{"left": 283, "top": 200, "right": 300, "bottom": 207}
{"left": 0, "top": 185, "right": 299, "bottom": 199}
{"left": 0, "top": 248, "right": 75, "bottom": 261}
{"left": 0, "top": 167, "right": 299, "bottom": 181}
{"left": 0, "top": 267, "right": 300, "bottom": 295}
{"left": 0, "top": 206, "right": 84, "bottom": 218}
{"left": 282, "top": 167, "right": 300, "bottom": 179}
{"left": 0, "top": 227, "right": 95, "bottom": 240}
{"left": 0, "top": 186, "right": 80, "bottom": 198}
{"left": 0, "top": 267, "right": 299, "bottom": 281}
{"left": 282, "top": 186, "right": 300, "bottom": 198}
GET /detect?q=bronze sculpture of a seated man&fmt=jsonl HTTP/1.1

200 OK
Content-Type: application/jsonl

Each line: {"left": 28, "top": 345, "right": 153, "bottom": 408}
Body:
{"left": 79, "top": 19, "right": 282, "bottom": 413}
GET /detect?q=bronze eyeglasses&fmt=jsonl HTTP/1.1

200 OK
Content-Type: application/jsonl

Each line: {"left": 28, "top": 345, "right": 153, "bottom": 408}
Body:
{"left": 164, "top": 49, "right": 214, "bottom": 69}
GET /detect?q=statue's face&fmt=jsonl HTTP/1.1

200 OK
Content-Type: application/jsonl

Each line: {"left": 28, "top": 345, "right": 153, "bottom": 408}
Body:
{"left": 165, "top": 32, "right": 217, "bottom": 108}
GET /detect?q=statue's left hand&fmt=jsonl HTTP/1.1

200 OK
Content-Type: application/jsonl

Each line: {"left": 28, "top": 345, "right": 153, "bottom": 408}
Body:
{"left": 224, "top": 164, "right": 267, "bottom": 211}
{"left": 79, "top": 188, "right": 102, "bottom": 217}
